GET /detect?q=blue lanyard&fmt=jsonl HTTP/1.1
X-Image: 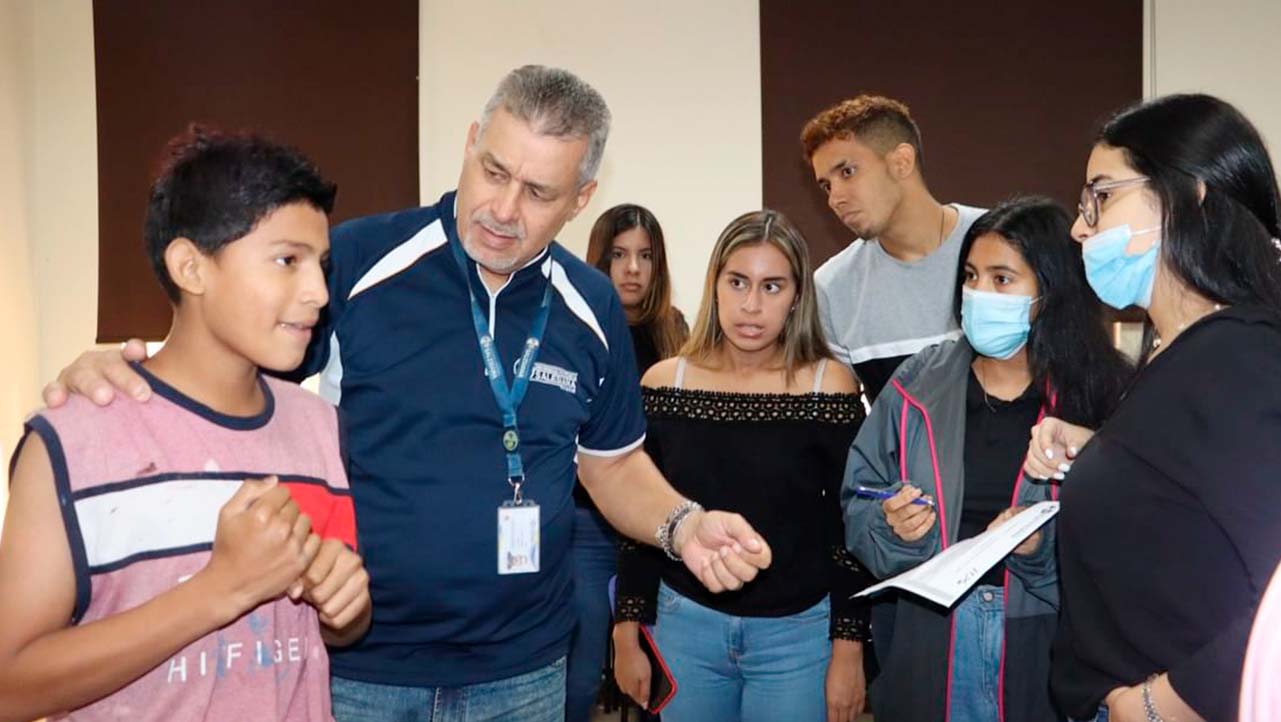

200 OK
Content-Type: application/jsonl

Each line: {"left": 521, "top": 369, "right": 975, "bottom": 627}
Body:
{"left": 449, "top": 235, "right": 553, "bottom": 500}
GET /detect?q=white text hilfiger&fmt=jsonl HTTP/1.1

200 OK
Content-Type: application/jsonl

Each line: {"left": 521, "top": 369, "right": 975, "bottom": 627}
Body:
{"left": 165, "top": 636, "right": 311, "bottom": 683}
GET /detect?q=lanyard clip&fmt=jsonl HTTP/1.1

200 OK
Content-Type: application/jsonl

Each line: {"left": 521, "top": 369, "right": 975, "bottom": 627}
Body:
{"left": 509, "top": 474, "right": 526, "bottom": 504}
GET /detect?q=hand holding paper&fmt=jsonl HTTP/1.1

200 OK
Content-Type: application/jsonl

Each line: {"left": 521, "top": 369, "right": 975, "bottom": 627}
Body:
{"left": 987, "top": 505, "right": 1044, "bottom": 556}
{"left": 855, "top": 501, "right": 1060, "bottom": 608}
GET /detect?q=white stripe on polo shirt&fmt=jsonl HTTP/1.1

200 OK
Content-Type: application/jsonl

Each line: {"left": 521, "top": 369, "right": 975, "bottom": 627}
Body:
{"left": 319, "top": 332, "right": 343, "bottom": 404}
{"left": 326, "top": 220, "right": 448, "bottom": 404}
{"left": 542, "top": 257, "right": 609, "bottom": 350}
{"left": 348, "top": 220, "right": 448, "bottom": 300}
{"left": 578, "top": 433, "right": 646, "bottom": 458}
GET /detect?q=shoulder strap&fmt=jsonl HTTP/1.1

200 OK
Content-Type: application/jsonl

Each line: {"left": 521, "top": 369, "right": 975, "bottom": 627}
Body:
{"left": 673, "top": 357, "right": 688, "bottom": 389}
{"left": 812, "top": 358, "right": 828, "bottom": 393}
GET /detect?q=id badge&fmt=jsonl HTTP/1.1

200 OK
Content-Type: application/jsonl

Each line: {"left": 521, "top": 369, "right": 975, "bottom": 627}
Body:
{"left": 497, "top": 500, "right": 540, "bottom": 575}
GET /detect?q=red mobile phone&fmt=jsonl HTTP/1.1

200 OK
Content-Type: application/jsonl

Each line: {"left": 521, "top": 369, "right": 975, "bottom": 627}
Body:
{"left": 638, "top": 624, "right": 677, "bottom": 713}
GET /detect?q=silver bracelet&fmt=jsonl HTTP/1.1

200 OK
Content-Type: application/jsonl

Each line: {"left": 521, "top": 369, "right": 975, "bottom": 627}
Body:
{"left": 1141, "top": 677, "right": 1168, "bottom": 722}
{"left": 656, "top": 500, "right": 703, "bottom": 561}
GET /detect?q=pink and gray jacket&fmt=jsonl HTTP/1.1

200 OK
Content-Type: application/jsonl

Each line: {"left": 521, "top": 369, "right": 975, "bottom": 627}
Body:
{"left": 841, "top": 338, "right": 1062, "bottom": 722}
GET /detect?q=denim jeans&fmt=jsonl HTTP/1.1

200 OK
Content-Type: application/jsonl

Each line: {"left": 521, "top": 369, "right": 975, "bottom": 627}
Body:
{"left": 330, "top": 657, "right": 566, "bottom": 722}
{"left": 947, "top": 585, "right": 1005, "bottom": 722}
{"left": 653, "top": 582, "right": 831, "bottom": 722}
{"left": 565, "top": 506, "right": 617, "bottom": 722}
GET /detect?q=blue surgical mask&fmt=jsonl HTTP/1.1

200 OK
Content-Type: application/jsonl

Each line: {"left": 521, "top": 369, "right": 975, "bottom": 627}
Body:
{"left": 1081, "top": 224, "right": 1161, "bottom": 310}
{"left": 961, "top": 287, "right": 1036, "bottom": 360}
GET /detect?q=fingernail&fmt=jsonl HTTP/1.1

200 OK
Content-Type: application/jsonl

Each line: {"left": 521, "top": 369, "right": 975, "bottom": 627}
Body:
{"left": 720, "top": 547, "right": 730, "bottom": 559}
{"left": 1068, "top": 446, "right": 1079, "bottom": 456}
{"left": 732, "top": 542, "right": 743, "bottom": 554}
{"left": 1054, "top": 472, "right": 1065, "bottom": 481}
{"left": 1059, "top": 463, "right": 1071, "bottom": 473}
{"left": 1045, "top": 448, "right": 1054, "bottom": 460}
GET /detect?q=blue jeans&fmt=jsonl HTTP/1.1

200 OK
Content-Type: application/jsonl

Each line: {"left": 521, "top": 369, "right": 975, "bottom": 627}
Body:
{"left": 653, "top": 582, "right": 831, "bottom": 722}
{"left": 565, "top": 506, "right": 616, "bottom": 722}
{"left": 947, "top": 585, "right": 1005, "bottom": 722}
{"left": 331, "top": 657, "right": 566, "bottom": 722}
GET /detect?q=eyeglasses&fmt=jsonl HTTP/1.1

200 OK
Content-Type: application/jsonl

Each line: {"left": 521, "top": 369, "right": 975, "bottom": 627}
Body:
{"left": 1078, "top": 176, "right": 1149, "bottom": 228}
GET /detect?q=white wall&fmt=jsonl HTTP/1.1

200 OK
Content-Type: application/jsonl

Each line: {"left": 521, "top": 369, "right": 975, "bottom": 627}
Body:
{"left": 0, "top": 0, "right": 42, "bottom": 504}
{"left": 1115, "top": 0, "right": 1281, "bottom": 359}
{"left": 0, "top": 0, "right": 100, "bottom": 417}
{"left": 24, "top": 0, "right": 100, "bottom": 391}
{"left": 0, "top": 0, "right": 98, "bottom": 498}
{"left": 419, "top": 0, "right": 762, "bottom": 317}
{"left": 1149, "top": 0, "right": 1281, "bottom": 151}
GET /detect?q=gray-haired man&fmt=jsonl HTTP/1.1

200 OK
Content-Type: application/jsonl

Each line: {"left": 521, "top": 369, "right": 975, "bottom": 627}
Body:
{"left": 45, "top": 65, "right": 773, "bottom": 722}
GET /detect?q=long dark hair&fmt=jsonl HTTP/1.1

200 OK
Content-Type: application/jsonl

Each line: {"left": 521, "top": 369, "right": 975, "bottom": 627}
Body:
{"left": 1099, "top": 94, "right": 1281, "bottom": 345}
{"left": 954, "top": 197, "right": 1132, "bottom": 427}
{"left": 585, "top": 204, "right": 686, "bottom": 358}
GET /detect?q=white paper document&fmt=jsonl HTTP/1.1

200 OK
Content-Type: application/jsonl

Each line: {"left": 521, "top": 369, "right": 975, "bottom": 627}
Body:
{"left": 854, "top": 501, "right": 1060, "bottom": 608}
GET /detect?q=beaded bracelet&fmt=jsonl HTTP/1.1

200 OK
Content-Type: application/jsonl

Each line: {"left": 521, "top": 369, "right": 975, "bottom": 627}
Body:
{"left": 1142, "top": 677, "right": 1168, "bottom": 722}
{"left": 656, "top": 500, "right": 703, "bottom": 561}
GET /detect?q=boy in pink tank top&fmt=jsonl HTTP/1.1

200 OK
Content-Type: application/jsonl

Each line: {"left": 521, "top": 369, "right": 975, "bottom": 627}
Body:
{"left": 0, "top": 127, "right": 370, "bottom": 721}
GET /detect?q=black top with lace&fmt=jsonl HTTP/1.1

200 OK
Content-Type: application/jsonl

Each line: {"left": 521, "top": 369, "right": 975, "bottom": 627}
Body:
{"left": 615, "top": 386, "right": 874, "bottom": 641}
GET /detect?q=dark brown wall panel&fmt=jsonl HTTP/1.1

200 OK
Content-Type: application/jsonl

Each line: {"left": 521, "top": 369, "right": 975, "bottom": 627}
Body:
{"left": 761, "top": 1, "right": 1143, "bottom": 265}
{"left": 94, "top": 0, "right": 419, "bottom": 341}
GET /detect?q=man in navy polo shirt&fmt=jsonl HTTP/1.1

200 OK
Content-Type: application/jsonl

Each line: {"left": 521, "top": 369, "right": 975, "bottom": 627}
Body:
{"left": 47, "top": 65, "right": 773, "bottom": 722}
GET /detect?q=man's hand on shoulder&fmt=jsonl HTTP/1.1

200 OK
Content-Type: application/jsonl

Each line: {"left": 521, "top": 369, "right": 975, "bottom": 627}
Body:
{"left": 44, "top": 338, "right": 151, "bottom": 407}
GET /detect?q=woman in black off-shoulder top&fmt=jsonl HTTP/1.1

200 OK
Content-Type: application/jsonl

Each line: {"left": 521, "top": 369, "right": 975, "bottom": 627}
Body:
{"left": 612, "top": 210, "right": 874, "bottom": 722}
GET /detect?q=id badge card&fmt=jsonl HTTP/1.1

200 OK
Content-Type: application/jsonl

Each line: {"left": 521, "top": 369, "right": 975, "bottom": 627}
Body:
{"left": 498, "top": 500, "right": 540, "bottom": 575}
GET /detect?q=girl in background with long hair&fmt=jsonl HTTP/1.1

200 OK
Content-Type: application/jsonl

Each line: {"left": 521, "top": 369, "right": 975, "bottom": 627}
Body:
{"left": 585, "top": 204, "right": 688, "bottom": 373}
{"left": 566, "top": 204, "right": 687, "bottom": 722}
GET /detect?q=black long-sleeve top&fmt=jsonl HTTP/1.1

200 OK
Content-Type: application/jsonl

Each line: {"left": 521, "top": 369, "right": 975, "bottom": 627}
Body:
{"left": 614, "top": 385, "right": 874, "bottom": 641}
{"left": 1053, "top": 306, "right": 1281, "bottom": 721}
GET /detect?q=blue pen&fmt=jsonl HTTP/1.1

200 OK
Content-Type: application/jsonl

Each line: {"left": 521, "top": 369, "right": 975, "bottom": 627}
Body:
{"left": 853, "top": 485, "right": 935, "bottom": 507}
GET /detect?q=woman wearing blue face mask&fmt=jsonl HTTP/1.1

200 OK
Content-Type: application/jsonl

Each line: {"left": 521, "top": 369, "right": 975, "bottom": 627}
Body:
{"left": 1037, "top": 95, "right": 1281, "bottom": 722}
{"left": 840, "top": 196, "right": 1132, "bottom": 722}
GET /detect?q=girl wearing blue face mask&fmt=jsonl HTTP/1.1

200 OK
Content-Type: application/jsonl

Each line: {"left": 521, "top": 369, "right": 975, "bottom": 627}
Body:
{"left": 1036, "top": 95, "right": 1281, "bottom": 722}
{"left": 841, "top": 197, "right": 1131, "bottom": 722}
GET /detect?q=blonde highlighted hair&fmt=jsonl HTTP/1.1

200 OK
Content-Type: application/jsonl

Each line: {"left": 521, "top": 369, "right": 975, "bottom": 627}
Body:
{"left": 681, "top": 210, "right": 831, "bottom": 382}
